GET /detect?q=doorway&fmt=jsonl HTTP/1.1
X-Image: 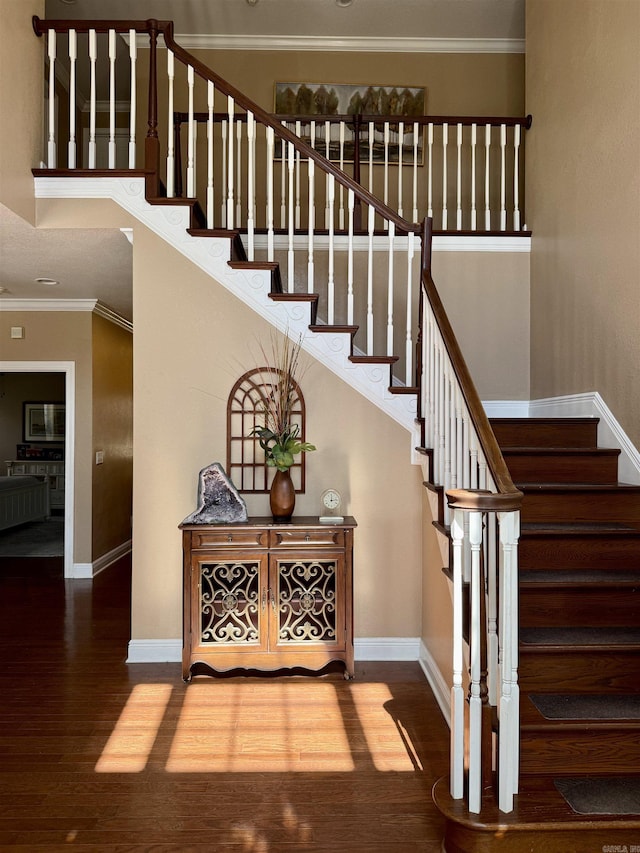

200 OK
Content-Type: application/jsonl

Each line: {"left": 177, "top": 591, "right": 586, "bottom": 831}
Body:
{"left": 0, "top": 362, "right": 75, "bottom": 577}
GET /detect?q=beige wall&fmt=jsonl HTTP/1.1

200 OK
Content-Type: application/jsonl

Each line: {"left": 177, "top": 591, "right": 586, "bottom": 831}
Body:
{"left": 421, "top": 490, "right": 453, "bottom": 691}
{"left": 131, "top": 223, "right": 424, "bottom": 642}
{"left": 92, "top": 314, "right": 133, "bottom": 559}
{"left": 0, "top": 0, "right": 45, "bottom": 223}
{"left": 0, "top": 310, "right": 93, "bottom": 561}
{"left": 526, "top": 0, "right": 640, "bottom": 446}
{"left": 432, "top": 250, "right": 530, "bottom": 400}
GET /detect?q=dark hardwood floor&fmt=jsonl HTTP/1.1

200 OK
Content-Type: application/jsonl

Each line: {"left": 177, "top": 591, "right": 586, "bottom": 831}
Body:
{"left": 0, "top": 555, "right": 449, "bottom": 851}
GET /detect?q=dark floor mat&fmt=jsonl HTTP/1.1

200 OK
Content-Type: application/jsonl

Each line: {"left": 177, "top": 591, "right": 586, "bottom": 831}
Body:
{"left": 531, "top": 693, "right": 640, "bottom": 720}
{"left": 554, "top": 776, "right": 640, "bottom": 815}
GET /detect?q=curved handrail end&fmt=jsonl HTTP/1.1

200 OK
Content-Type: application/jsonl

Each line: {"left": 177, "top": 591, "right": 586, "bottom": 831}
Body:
{"left": 446, "top": 488, "right": 523, "bottom": 513}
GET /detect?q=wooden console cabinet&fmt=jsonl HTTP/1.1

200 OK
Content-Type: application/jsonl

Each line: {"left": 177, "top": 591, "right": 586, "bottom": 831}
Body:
{"left": 180, "top": 517, "right": 356, "bottom": 681}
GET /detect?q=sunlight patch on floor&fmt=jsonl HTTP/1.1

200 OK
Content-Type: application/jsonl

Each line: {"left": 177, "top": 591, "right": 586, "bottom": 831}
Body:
{"left": 94, "top": 683, "right": 173, "bottom": 772}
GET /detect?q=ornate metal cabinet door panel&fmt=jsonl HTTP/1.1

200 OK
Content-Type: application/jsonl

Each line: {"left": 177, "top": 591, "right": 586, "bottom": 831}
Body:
{"left": 270, "top": 553, "right": 346, "bottom": 651}
{"left": 192, "top": 552, "right": 269, "bottom": 653}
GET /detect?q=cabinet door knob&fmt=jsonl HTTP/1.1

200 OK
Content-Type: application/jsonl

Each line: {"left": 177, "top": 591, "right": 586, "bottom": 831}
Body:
{"left": 227, "top": 534, "right": 233, "bottom": 542}
{"left": 305, "top": 533, "right": 311, "bottom": 542}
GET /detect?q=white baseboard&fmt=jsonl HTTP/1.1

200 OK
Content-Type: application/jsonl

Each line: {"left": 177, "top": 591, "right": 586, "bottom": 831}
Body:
{"left": 354, "top": 637, "right": 421, "bottom": 661}
{"left": 126, "top": 636, "right": 421, "bottom": 664}
{"left": 482, "top": 400, "right": 530, "bottom": 418}
{"left": 529, "top": 392, "right": 640, "bottom": 485}
{"left": 127, "top": 639, "right": 182, "bottom": 663}
{"left": 71, "top": 539, "right": 132, "bottom": 579}
{"left": 418, "top": 640, "right": 451, "bottom": 728}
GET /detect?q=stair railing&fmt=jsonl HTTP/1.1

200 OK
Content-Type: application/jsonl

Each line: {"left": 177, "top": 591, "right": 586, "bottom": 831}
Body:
{"left": 420, "top": 218, "right": 522, "bottom": 813}
{"left": 171, "top": 111, "right": 532, "bottom": 235}
{"left": 34, "top": 16, "right": 425, "bottom": 387}
{"left": 34, "top": 16, "right": 523, "bottom": 815}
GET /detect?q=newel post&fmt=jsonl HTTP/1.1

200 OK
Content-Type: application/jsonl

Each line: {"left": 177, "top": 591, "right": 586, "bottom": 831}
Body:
{"left": 145, "top": 19, "right": 161, "bottom": 197}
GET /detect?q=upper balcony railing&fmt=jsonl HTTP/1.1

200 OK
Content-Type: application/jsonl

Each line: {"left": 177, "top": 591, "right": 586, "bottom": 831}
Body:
{"left": 171, "top": 111, "right": 531, "bottom": 236}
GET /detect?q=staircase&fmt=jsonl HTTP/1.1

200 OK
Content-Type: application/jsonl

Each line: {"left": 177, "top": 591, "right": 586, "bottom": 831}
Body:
{"left": 434, "top": 417, "right": 640, "bottom": 852}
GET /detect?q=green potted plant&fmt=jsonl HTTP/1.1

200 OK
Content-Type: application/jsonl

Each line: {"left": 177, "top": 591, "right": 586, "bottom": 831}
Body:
{"left": 251, "top": 331, "right": 315, "bottom": 521}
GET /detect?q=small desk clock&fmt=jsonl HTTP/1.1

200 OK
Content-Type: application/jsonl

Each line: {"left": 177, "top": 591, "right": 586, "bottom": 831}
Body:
{"left": 320, "top": 488, "right": 344, "bottom": 524}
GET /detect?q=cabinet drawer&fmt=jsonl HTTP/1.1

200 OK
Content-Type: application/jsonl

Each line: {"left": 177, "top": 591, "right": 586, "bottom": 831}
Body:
{"left": 190, "top": 529, "right": 269, "bottom": 549}
{"left": 269, "top": 528, "right": 345, "bottom": 548}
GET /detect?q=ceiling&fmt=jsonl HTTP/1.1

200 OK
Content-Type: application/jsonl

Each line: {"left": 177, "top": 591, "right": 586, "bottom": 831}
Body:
{"left": 0, "top": 0, "right": 525, "bottom": 325}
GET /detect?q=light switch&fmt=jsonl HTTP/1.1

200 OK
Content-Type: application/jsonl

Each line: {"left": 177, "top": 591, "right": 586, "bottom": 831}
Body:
{"left": 95, "top": 450, "right": 104, "bottom": 464}
{"left": 10, "top": 327, "right": 24, "bottom": 339}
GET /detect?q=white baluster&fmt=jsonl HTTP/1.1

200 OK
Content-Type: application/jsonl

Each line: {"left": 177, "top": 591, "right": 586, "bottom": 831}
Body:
{"left": 220, "top": 119, "right": 227, "bottom": 226}
{"left": 383, "top": 122, "right": 390, "bottom": 228}
{"left": 108, "top": 29, "right": 116, "bottom": 169}
{"left": 295, "top": 120, "right": 302, "bottom": 229}
{"left": 88, "top": 29, "right": 97, "bottom": 169}
{"left": 386, "top": 221, "right": 395, "bottom": 357}
{"left": 327, "top": 175, "right": 335, "bottom": 322}
{"left": 412, "top": 121, "right": 419, "bottom": 222}
{"left": 309, "top": 122, "right": 316, "bottom": 219}
{"left": 397, "top": 121, "right": 404, "bottom": 219}
{"left": 405, "top": 230, "right": 415, "bottom": 386}
{"left": 498, "top": 510, "right": 521, "bottom": 813}
{"left": 247, "top": 112, "right": 255, "bottom": 259}
{"left": 347, "top": 189, "right": 355, "bottom": 324}
{"left": 266, "top": 126, "right": 275, "bottom": 262}
{"left": 186, "top": 66, "right": 195, "bottom": 198}
{"left": 367, "top": 204, "right": 375, "bottom": 355}
{"left": 486, "top": 512, "right": 498, "bottom": 705}
{"left": 287, "top": 140, "right": 295, "bottom": 292}
{"left": 166, "top": 50, "right": 174, "bottom": 197}
{"left": 307, "top": 157, "right": 315, "bottom": 294}
{"left": 470, "top": 433, "right": 479, "bottom": 490}
{"left": 206, "top": 80, "right": 215, "bottom": 228}
{"left": 450, "top": 509, "right": 466, "bottom": 800}
{"left": 128, "top": 30, "right": 137, "bottom": 168}
{"left": 324, "top": 120, "right": 331, "bottom": 229}
{"left": 513, "top": 124, "right": 521, "bottom": 231}
{"left": 67, "top": 29, "right": 76, "bottom": 168}
{"left": 280, "top": 125, "right": 287, "bottom": 229}
{"left": 470, "top": 123, "right": 477, "bottom": 231}
{"left": 47, "top": 29, "right": 57, "bottom": 168}
{"left": 456, "top": 123, "right": 462, "bottom": 230}
{"left": 368, "top": 121, "right": 374, "bottom": 195}
{"left": 484, "top": 124, "right": 491, "bottom": 231}
{"left": 461, "top": 407, "right": 470, "bottom": 489}
{"left": 500, "top": 124, "right": 507, "bottom": 231}
{"left": 468, "top": 510, "right": 484, "bottom": 814}
{"left": 442, "top": 122, "right": 448, "bottom": 230}
{"left": 427, "top": 123, "right": 434, "bottom": 220}
{"left": 432, "top": 336, "right": 441, "bottom": 483}
{"left": 339, "top": 121, "right": 345, "bottom": 230}
{"left": 236, "top": 119, "right": 242, "bottom": 226}
{"left": 426, "top": 313, "right": 435, "bottom": 450}
{"left": 226, "top": 96, "right": 234, "bottom": 228}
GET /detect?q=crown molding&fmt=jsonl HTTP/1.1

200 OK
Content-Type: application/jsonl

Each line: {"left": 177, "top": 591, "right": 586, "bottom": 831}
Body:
{"left": 0, "top": 298, "right": 132, "bottom": 332}
{"left": 133, "top": 33, "right": 524, "bottom": 54}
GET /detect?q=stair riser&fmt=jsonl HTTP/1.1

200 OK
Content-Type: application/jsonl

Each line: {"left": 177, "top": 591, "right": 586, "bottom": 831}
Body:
{"left": 519, "top": 534, "right": 640, "bottom": 571}
{"left": 520, "top": 730, "right": 640, "bottom": 774}
{"left": 520, "top": 651, "right": 640, "bottom": 694}
{"left": 520, "top": 588, "right": 640, "bottom": 628}
{"left": 505, "top": 453, "right": 619, "bottom": 485}
{"left": 520, "top": 490, "right": 640, "bottom": 524}
{"left": 491, "top": 419, "right": 598, "bottom": 448}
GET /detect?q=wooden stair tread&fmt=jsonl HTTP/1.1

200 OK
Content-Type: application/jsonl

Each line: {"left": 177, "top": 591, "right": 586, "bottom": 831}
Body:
{"left": 388, "top": 385, "right": 419, "bottom": 394}
{"left": 521, "top": 569, "right": 640, "bottom": 585}
{"left": 349, "top": 355, "right": 399, "bottom": 364}
{"left": 520, "top": 626, "right": 640, "bottom": 648}
{"left": 433, "top": 774, "right": 640, "bottom": 830}
{"left": 521, "top": 694, "right": 640, "bottom": 727}
{"left": 518, "top": 482, "right": 640, "bottom": 491}
{"left": 308, "top": 324, "right": 358, "bottom": 334}
{"left": 503, "top": 447, "right": 619, "bottom": 455}
{"left": 269, "top": 292, "right": 319, "bottom": 300}
{"left": 520, "top": 521, "right": 639, "bottom": 534}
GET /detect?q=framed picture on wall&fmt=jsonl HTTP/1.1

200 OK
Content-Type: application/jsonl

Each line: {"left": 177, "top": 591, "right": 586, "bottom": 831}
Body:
{"left": 274, "top": 82, "right": 426, "bottom": 164}
{"left": 23, "top": 402, "right": 65, "bottom": 442}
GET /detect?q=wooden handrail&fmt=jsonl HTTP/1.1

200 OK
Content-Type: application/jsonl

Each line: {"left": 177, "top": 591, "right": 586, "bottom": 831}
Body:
{"left": 32, "top": 16, "right": 419, "bottom": 235}
{"left": 422, "top": 264, "right": 522, "bottom": 505}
